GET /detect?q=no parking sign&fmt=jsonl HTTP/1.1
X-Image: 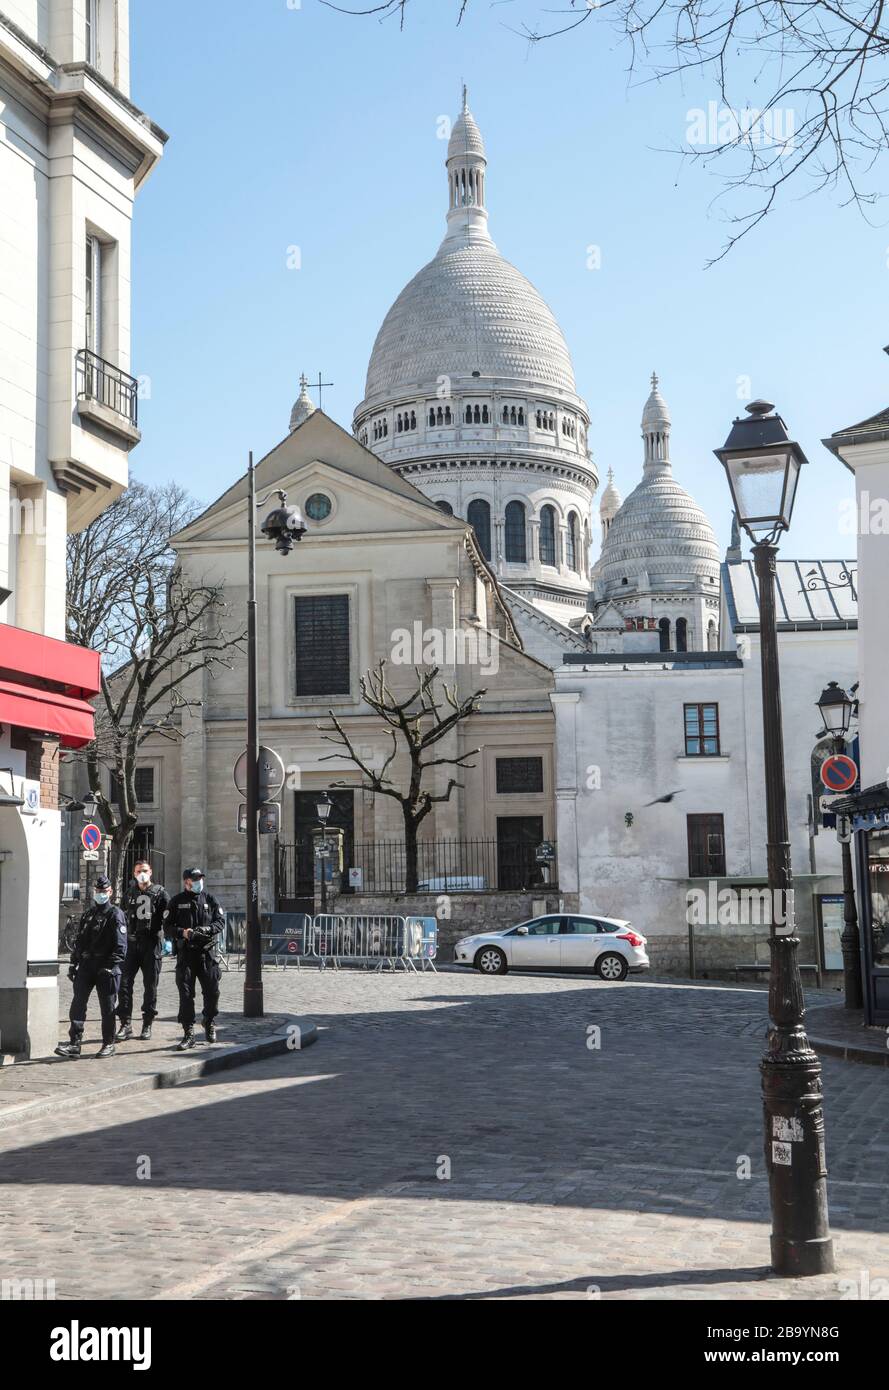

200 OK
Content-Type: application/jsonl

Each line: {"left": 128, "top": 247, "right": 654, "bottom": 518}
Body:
{"left": 81, "top": 823, "right": 102, "bottom": 853}
{"left": 819, "top": 754, "right": 858, "bottom": 794}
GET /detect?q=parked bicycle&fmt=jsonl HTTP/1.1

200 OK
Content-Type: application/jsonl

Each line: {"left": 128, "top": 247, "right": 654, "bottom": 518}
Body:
{"left": 59, "top": 913, "right": 81, "bottom": 955}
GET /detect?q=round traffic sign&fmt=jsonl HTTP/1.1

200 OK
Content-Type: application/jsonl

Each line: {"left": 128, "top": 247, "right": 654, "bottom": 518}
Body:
{"left": 287, "top": 941, "right": 298, "bottom": 954}
{"left": 820, "top": 754, "right": 858, "bottom": 793}
{"left": 81, "top": 823, "right": 102, "bottom": 852}
{"left": 233, "top": 746, "right": 285, "bottom": 800}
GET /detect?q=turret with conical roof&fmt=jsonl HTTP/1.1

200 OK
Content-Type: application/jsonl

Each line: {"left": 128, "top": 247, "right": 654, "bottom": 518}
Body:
{"left": 444, "top": 87, "right": 489, "bottom": 244}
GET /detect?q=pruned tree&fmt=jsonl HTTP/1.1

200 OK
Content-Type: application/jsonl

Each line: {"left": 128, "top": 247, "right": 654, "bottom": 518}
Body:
{"left": 66, "top": 479, "right": 246, "bottom": 891}
{"left": 319, "top": 660, "right": 486, "bottom": 891}
{"left": 328, "top": 0, "right": 889, "bottom": 259}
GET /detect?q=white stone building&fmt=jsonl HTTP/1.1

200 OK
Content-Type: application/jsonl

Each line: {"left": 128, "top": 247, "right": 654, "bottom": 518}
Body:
{"left": 552, "top": 555, "right": 857, "bottom": 975}
{"left": 353, "top": 93, "right": 598, "bottom": 634}
{"left": 824, "top": 378, "right": 889, "bottom": 1022}
{"left": 0, "top": 1, "right": 163, "bottom": 1054}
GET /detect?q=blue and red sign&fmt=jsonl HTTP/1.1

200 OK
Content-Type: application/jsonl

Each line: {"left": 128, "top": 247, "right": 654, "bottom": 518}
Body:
{"left": 81, "top": 823, "right": 102, "bottom": 852}
{"left": 820, "top": 754, "right": 858, "bottom": 794}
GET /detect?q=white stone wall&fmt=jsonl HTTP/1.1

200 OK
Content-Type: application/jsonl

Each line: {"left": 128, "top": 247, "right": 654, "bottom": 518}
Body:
{"left": 553, "top": 625, "right": 856, "bottom": 971}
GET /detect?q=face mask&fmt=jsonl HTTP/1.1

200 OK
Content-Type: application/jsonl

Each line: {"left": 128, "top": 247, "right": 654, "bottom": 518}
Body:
{"left": 94, "top": 892, "right": 110, "bottom": 906}
{"left": 136, "top": 872, "right": 151, "bottom": 885}
{"left": 189, "top": 880, "right": 204, "bottom": 894}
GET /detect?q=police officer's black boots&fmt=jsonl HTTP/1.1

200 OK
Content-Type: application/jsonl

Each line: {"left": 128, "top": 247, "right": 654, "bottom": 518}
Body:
{"left": 139, "top": 1020, "right": 152, "bottom": 1040}
{"left": 115, "top": 1020, "right": 133, "bottom": 1042}
{"left": 55, "top": 1022, "right": 84, "bottom": 1060}
{"left": 205, "top": 1022, "right": 217, "bottom": 1043}
{"left": 96, "top": 1042, "right": 116, "bottom": 1059}
{"left": 177, "top": 1028, "right": 195, "bottom": 1051}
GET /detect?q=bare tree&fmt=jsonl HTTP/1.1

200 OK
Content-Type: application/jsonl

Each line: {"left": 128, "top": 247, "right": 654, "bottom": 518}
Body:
{"left": 66, "top": 480, "right": 246, "bottom": 890}
{"left": 319, "top": 660, "right": 485, "bottom": 891}
{"left": 326, "top": 0, "right": 889, "bottom": 258}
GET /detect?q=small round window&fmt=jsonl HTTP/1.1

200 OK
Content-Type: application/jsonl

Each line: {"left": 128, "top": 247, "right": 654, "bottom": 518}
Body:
{"left": 305, "top": 493, "right": 332, "bottom": 522}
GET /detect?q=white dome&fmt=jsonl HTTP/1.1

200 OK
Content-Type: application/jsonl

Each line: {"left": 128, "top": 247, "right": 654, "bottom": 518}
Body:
{"left": 363, "top": 239, "right": 578, "bottom": 401}
{"left": 596, "top": 471, "right": 720, "bottom": 593}
{"left": 289, "top": 374, "right": 316, "bottom": 432}
{"left": 641, "top": 371, "right": 670, "bottom": 432}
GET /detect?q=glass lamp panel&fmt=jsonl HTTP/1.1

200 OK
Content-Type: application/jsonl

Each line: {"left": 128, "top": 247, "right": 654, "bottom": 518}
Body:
{"left": 726, "top": 450, "right": 791, "bottom": 526}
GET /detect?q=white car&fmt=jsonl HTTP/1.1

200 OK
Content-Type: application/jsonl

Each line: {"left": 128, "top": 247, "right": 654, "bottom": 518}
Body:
{"left": 454, "top": 912, "right": 649, "bottom": 981}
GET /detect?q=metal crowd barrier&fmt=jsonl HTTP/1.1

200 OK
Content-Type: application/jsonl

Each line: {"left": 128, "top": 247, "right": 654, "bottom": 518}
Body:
{"left": 225, "top": 912, "right": 438, "bottom": 972}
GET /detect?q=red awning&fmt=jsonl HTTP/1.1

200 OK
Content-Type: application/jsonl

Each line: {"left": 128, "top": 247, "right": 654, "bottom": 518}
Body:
{"left": 0, "top": 625, "right": 100, "bottom": 698}
{"left": 0, "top": 679, "right": 96, "bottom": 749}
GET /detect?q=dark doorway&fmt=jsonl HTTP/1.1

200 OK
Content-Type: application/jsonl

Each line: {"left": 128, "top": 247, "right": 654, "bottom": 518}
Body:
{"left": 687, "top": 813, "right": 726, "bottom": 877}
{"left": 497, "top": 815, "right": 545, "bottom": 890}
{"left": 277, "top": 790, "right": 355, "bottom": 913}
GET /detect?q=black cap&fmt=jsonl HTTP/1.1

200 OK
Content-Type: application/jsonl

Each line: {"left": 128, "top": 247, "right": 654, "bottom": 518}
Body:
{"left": 94, "top": 875, "right": 112, "bottom": 891}
{"left": 183, "top": 867, "right": 204, "bottom": 880}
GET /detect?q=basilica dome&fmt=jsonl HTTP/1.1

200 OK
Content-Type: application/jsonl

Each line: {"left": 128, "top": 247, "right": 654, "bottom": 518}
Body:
{"left": 363, "top": 241, "right": 577, "bottom": 402}
{"left": 596, "top": 375, "right": 719, "bottom": 597}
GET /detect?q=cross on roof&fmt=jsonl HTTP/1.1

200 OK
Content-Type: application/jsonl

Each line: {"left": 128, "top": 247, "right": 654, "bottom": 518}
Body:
{"left": 304, "top": 371, "right": 334, "bottom": 410}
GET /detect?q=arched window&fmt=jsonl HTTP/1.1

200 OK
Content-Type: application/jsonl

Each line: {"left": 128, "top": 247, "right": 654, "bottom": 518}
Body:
{"left": 707, "top": 620, "right": 718, "bottom": 652}
{"left": 481, "top": 405, "right": 489, "bottom": 423}
{"left": 659, "top": 618, "right": 671, "bottom": 652}
{"left": 428, "top": 409, "right": 435, "bottom": 427}
{"left": 473, "top": 404, "right": 481, "bottom": 423}
{"left": 435, "top": 500, "right": 453, "bottom": 515}
{"left": 444, "top": 406, "right": 452, "bottom": 424}
{"left": 396, "top": 415, "right": 403, "bottom": 433}
{"left": 539, "top": 505, "right": 556, "bottom": 566}
{"left": 518, "top": 408, "right": 525, "bottom": 424}
{"left": 502, "top": 406, "right": 509, "bottom": 423}
{"left": 504, "top": 501, "right": 527, "bottom": 562}
{"left": 566, "top": 512, "right": 578, "bottom": 571}
{"left": 676, "top": 617, "right": 688, "bottom": 652}
{"left": 467, "top": 499, "right": 492, "bottom": 560}
{"left": 536, "top": 410, "right": 542, "bottom": 429}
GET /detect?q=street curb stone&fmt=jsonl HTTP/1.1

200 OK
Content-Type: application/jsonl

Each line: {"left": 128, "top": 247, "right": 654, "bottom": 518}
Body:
{"left": 0, "top": 1019, "right": 318, "bottom": 1129}
{"left": 810, "top": 1034, "right": 889, "bottom": 1068}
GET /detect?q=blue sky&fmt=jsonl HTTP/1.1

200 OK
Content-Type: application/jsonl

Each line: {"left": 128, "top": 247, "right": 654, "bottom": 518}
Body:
{"left": 129, "top": 0, "right": 888, "bottom": 560}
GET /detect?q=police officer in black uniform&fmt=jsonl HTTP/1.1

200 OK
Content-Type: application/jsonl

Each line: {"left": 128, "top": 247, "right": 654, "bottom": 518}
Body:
{"left": 165, "top": 867, "right": 225, "bottom": 1050}
{"left": 55, "top": 876, "right": 127, "bottom": 1060}
{"left": 115, "top": 859, "right": 170, "bottom": 1042}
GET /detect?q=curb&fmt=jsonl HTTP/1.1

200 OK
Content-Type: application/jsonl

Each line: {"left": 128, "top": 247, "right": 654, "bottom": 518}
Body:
{"left": 810, "top": 1034, "right": 889, "bottom": 1069}
{"left": 0, "top": 1019, "right": 318, "bottom": 1129}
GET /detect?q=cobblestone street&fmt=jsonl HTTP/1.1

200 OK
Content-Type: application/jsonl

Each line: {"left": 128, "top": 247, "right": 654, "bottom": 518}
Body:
{"left": 0, "top": 968, "right": 886, "bottom": 1300}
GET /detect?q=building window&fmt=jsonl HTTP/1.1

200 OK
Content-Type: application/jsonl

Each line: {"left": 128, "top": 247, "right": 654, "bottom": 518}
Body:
{"left": 539, "top": 505, "right": 556, "bottom": 566}
{"left": 435, "top": 499, "right": 453, "bottom": 515}
{"left": 504, "top": 501, "right": 526, "bottom": 562}
{"left": 85, "top": 235, "right": 102, "bottom": 355}
{"left": 86, "top": 0, "right": 98, "bottom": 64}
{"left": 496, "top": 757, "right": 544, "bottom": 794}
{"left": 676, "top": 616, "right": 688, "bottom": 652}
{"left": 295, "top": 594, "right": 351, "bottom": 696}
{"left": 467, "top": 499, "right": 491, "bottom": 560}
{"left": 707, "top": 620, "right": 718, "bottom": 651}
{"left": 684, "top": 703, "right": 720, "bottom": 756}
{"left": 687, "top": 813, "right": 726, "bottom": 877}
{"left": 659, "top": 618, "right": 671, "bottom": 652}
{"left": 134, "top": 767, "right": 155, "bottom": 805}
{"left": 305, "top": 493, "right": 332, "bottom": 522}
{"left": 566, "top": 512, "right": 578, "bottom": 571}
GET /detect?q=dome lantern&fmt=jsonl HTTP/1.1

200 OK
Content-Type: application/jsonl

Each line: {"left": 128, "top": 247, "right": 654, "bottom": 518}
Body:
{"left": 289, "top": 373, "right": 316, "bottom": 433}
{"left": 642, "top": 370, "right": 671, "bottom": 472}
{"left": 444, "top": 87, "right": 490, "bottom": 245}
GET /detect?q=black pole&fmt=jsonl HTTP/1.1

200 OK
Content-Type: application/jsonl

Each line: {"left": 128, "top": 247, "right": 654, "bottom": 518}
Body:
{"left": 754, "top": 540, "right": 834, "bottom": 1276}
{"left": 320, "top": 834, "right": 328, "bottom": 915}
{"left": 244, "top": 453, "right": 263, "bottom": 1017}
{"left": 832, "top": 737, "right": 864, "bottom": 1010}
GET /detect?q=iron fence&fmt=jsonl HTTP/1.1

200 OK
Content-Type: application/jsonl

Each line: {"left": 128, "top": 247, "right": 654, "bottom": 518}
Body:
{"left": 59, "top": 844, "right": 168, "bottom": 901}
{"left": 274, "top": 838, "right": 557, "bottom": 898}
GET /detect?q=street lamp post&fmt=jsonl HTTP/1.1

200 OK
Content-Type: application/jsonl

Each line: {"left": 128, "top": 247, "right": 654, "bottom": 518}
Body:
{"left": 715, "top": 400, "right": 834, "bottom": 1278}
{"left": 816, "top": 681, "right": 863, "bottom": 1010}
{"left": 316, "top": 792, "right": 332, "bottom": 914}
{"left": 243, "top": 454, "right": 306, "bottom": 1018}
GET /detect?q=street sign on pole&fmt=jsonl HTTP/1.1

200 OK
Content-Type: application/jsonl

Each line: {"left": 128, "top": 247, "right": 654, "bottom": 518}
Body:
{"left": 819, "top": 754, "right": 858, "bottom": 794}
{"left": 81, "top": 824, "right": 102, "bottom": 852}
{"left": 82, "top": 850, "right": 99, "bottom": 863}
{"left": 233, "top": 746, "right": 285, "bottom": 801}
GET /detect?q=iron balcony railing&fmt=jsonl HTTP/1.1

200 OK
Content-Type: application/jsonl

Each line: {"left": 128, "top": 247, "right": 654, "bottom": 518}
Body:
{"left": 76, "top": 348, "right": 139, "bottom": 427}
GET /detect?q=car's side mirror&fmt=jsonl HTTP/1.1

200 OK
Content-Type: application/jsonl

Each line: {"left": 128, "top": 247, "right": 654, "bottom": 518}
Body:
{"left": 516, "top": 925, "right": 529, "bottom": 935}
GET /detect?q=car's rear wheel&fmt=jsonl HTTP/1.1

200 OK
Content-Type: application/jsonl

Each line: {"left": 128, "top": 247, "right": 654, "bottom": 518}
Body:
{"left": 597, "top": 952, "right": 628, "bottom": 982}
{"left": 475, "top": 946, "right": 508, "bottom": 976}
